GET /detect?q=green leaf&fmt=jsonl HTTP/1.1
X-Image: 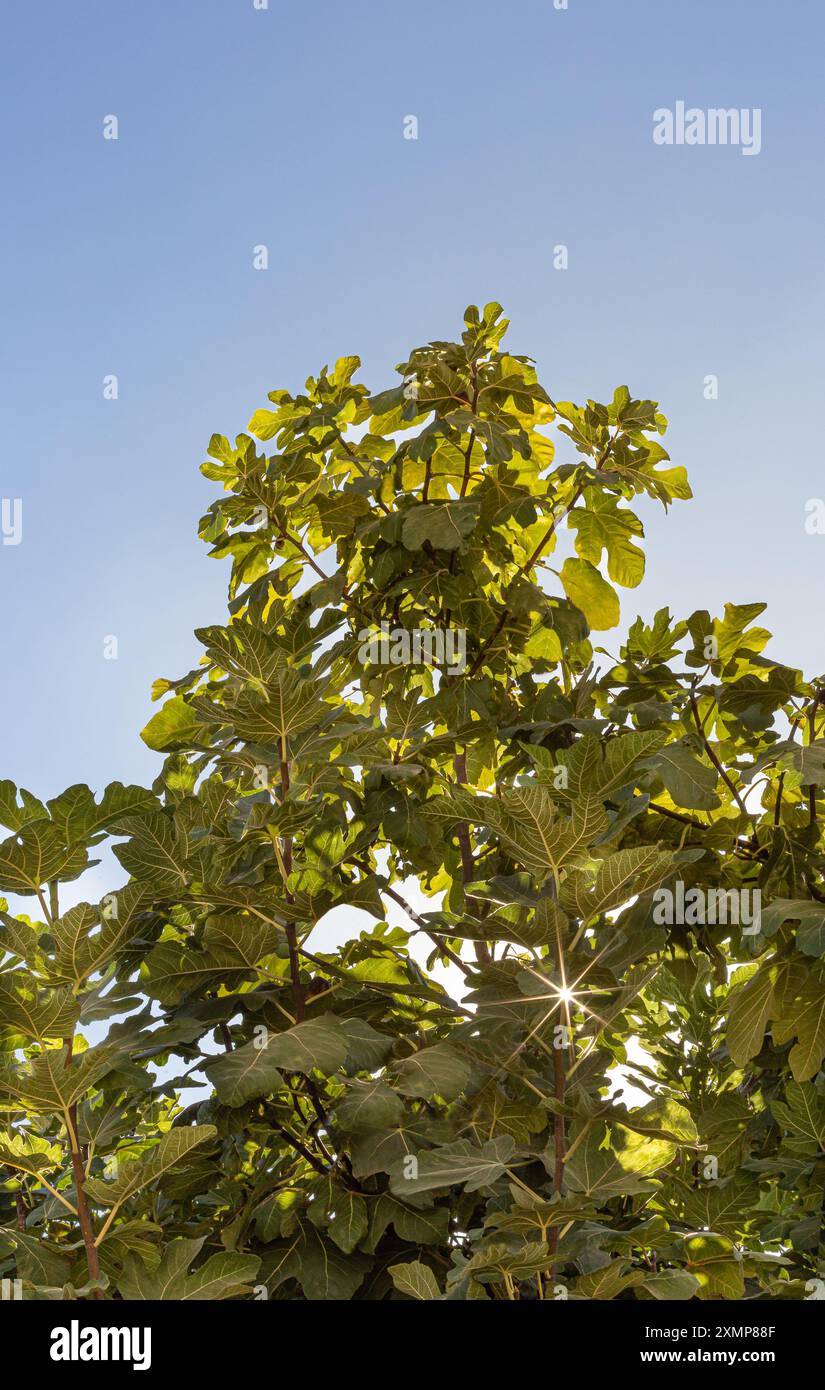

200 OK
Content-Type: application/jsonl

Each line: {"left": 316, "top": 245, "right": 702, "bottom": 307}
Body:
{"left": 259, "top": 1221, "right": 369, "bottom": 1300}
{"left": 46, "top": 783, "right": 157, "bottom": 844}
{"left": 553, "top": 730, "right": 667, "bottom": 801}
{"left": 683, "top": 1233, "right": 745, "bottom": 1300}
{"left": 113, "top": 814, "right": 189, "bottom": 891}
{"left": 431, "top": 784, "right": 607, "bottom": 876}
{"left": 0, "top": 782, "right": 47, "bottom": 832}
{"left": 142, "top": 915, "right": 281, "bottom": 1005}
{"left": 50, "top": 883, "right": 151, "bottom": 986}
{"left": 760, "top": 899, "right": 825, "bottom": 955}
{"left": 0, "top": 822, "right": 88, "bottom": 894}
{"left": 389, "top": 1137, "right": 515, "bottom": 1196}
{"left": 0, "top": 1047, "right": 119, "bottom": 1115}
{"left": 617, "top": 1096, "right": 699, "bottom": 1145}
{"left": 247, "top": 409, "right": 281, "bottom": 441}
{"left": 568, "top": 503, "right": 645, "bottom": 589}
{"left": 770, "top": 1082, "right": 825, "bottom": 1156}
{"left": 141, "top": 697, "right": 209, "bottom": 752}
{"left": 85, "top": 1125, "right": 217, "bottom": 1209}
{"left": 350, "top": 1115, "right": 452, "bottom": 1181}
{"left": 727, "top": 962, "right": 780, "bottom": 1065}
{"left": 119, "top": 1236, "right": 259, "bottom": 1300}
{"left": 562, "top": 846, "right": 675, "bottom": 921}
{"left": 205, "top": 1016, "right": 350, "bottom": 1105}
{"left": 401, "top": 502, "right": 480, "bottom": 552}
{"left": 0, "top": 979, "right": 80, "bottom": 1041}
{"left": 326, "top": 1192, "right": 369, "bottom": 1254}
{"left": 773, "top": 971, "right": 825, "bottom": 1081}
{"left": 394, "top": 1041, "right": 472, "bottom": 1101}
{"left": 214, "top": 671, "right": 333, "bottom": 746}
{"left": 565, "top": 1122, "right": 675, "bottom": 1199}
{"left": 8, "top": 1231, "right": 74, "bottom": 1287}
{"left": 570, "top": 1261, "right": 645, "bottom": 1300}
{"left": 639, "top": 1269, "right": 700, "bottom": 1300}
{"left": 560, "top": 557, "right": 620, "bottom": 630}
{"left": 643, "top": 745, "right": 720, "bottom": 810}
{"left": 363, "top": 1194, "right": 450, "bottom": 1253}
{"left": 334, "top": 1079, "right": 404, "bottom": 1132}
{"left": 466, "top": 1240, "right": 551, "bottom": 1283}
{"left": 389, "top": 1260, "right": 442, "bottom": 1300}
{"left": 0, "top": 1132, "right": 64, "bottom": 1179}
{"left": 678, "top": 1178, "right": 761, "bottom": 1234}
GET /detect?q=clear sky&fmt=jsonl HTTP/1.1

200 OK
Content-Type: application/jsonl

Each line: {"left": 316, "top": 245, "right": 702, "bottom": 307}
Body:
{"left": 2, "top": 0, "right": 824, "bottom": 810}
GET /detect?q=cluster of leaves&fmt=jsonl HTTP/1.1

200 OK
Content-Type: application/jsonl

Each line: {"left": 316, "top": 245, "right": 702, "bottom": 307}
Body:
{"left": 2, "top": 304, "right": 824, "bottom": 1301}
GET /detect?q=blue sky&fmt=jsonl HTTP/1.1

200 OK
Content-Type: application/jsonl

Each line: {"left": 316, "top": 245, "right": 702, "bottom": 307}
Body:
{"left": 2, "top": 0, "right": 824, "bottom": 811}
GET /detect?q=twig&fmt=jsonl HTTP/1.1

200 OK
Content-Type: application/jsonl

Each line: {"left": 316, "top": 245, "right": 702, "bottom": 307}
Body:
{"left": 382, "top": 883, "right": 471, "bottom": 977}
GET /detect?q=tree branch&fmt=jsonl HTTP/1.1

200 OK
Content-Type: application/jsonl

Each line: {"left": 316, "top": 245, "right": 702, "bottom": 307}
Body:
{"left": 278, "top": 738, "right": 305, "bottom": 1022}
{"left": 454, "top": 752, "right": 491, "bottom": 965}
{"left": 382, "top": 882, "right": 472, "bottom": 977}
{"left": 688, "top": 684, "right": 750, "bottom": 821}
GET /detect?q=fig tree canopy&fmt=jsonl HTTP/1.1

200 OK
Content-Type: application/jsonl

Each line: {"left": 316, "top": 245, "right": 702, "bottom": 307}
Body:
{"left": 1, "top": 304, "right": 823, "bottom": 1301}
